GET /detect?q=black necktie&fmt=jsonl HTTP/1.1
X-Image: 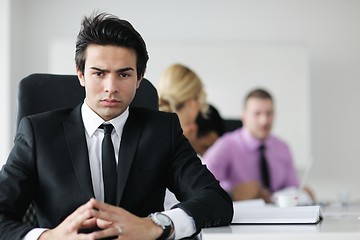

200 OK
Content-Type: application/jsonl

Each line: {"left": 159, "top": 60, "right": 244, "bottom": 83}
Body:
{"left": 259, "top": 144, "right": 271, "bottom": 190}
{"left": 100, "top": 124, "right": 117, "bottom": 205}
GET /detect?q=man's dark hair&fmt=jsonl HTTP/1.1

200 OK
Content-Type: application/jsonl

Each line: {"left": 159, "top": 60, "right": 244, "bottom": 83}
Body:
{"left": 75, "top": 12, "right": 149, "bottom": 80}
{"left": 244, "top": 88, "right": 273, "bottom": 107}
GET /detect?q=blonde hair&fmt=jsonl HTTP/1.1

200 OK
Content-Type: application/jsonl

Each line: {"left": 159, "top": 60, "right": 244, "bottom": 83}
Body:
{"left": 158, "top": 63, "right": 207, "bottom": 113}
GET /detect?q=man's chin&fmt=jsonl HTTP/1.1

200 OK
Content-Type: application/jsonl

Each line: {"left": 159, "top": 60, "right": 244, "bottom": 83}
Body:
{"left": 256, "top": 132, "right": 270, "bottom": 140}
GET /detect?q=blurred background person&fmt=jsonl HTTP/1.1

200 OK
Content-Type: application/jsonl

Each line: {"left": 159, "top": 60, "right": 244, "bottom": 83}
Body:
{"left": 203, "top": 88, "right": 315, "bottom": 204}
{"left": 157, "top": 63, "right": 208, "bottom": 210}
{"left": 158, "top": 63, "right": 207, "bottom": 147}
{"left": 192, "top": 104, "right": 225, "bottom": 156}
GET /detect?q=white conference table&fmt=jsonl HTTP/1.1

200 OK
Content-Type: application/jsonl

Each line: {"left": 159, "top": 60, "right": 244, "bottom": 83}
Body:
{"left": 201, "top": 203, "right": 360, "bottom": 240}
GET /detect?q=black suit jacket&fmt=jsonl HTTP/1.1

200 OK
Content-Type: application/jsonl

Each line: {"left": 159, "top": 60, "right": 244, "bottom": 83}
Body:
{"left": 0, "top": 105, "right": 233, "bottom": 239}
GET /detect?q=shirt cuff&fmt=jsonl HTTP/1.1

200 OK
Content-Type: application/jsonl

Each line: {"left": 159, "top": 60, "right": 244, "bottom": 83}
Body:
{"left": 23, "top": 228, "right": 48, "bottom": 240}
{"left": 163, "top": 208, "right": 196, "bottom": 240}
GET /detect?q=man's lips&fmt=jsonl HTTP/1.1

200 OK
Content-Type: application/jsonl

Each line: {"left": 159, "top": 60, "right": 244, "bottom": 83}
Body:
{"left": 101, "top": 99, "right": 121, "bottom": 106}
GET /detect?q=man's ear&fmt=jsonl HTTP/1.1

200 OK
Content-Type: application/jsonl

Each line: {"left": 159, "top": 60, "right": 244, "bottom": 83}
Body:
{"left": 76, "top": 66, "right": 85, "bottom": 87}
{"left": 136, "top": 77, "right": 143, "bottom": 89}
{"left": 241, "top": 112, "right": 246, "bottom": 125}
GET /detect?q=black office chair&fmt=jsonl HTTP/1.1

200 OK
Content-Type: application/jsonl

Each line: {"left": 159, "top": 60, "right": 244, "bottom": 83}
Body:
{"left": 16, "top": 73, "right": 158, "bottom": 226}
{"left": 16, "top": 73, "right": 158, "bottom": 127}
{"left": 223, "top": 119, "right": 243, "bottom": 132}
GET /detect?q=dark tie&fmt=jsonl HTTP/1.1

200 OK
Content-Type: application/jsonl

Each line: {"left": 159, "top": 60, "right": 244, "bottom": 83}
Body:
{"left": 100, "top": 124, "right": 117, "bottom": 205}
{"left": 259, "top": 144, "right": 271, "bottom": 190}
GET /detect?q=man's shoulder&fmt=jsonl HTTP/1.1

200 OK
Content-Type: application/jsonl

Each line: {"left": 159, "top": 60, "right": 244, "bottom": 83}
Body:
{"left": 26, "top": 107, "right": 76, "bottom": 122}
{"left": 129, "top": 107, "right": 175, "bottom": 119}
{"left": 219, "top": 128, "right": 242, "bottom": 141}
{"left": 268, "top": 133, "right": 290, "bottom": 149}
{"left": 208, "top": 128, "right": 242, "bottom": 150}
{"left": 16, "top": 106, "right": 79, "bottom": 135}
{"left": 20, "top": 105, "right": 80, "bottom": 128}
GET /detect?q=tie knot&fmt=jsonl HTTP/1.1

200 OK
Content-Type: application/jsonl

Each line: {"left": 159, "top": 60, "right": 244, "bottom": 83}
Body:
{"left": 100, "top": 124, "right": 114, "bottom": 135}
{"left": 259, "top": 144, "right": 266, "bottom": 152}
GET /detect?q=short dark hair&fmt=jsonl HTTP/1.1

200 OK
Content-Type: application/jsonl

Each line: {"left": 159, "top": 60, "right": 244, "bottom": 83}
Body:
{"left": 244, "top": 88, "right": 273, "bottom": 107}
{"left": 75, "top": 12, "right": 149, "bottom": 80}
{"left": 196, "top": 105, "right": 225, "bottom": 138}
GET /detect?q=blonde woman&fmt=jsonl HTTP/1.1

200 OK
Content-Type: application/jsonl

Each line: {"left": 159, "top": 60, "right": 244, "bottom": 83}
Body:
{"left": 158, "top": 63, "right": 208, "bottom": 210}
{"left": 158, "top": 63, "right": 207, "bottom": 146}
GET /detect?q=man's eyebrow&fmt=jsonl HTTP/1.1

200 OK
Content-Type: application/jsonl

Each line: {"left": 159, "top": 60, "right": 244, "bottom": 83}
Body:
{"left": 116, "top": 67, "right": 135, "bottom": 73}
{"left": 89, "top": 67, "right": 110, "bottom": 73}
{"left": 89, "top": 67, "right": 135, "bottom": 73}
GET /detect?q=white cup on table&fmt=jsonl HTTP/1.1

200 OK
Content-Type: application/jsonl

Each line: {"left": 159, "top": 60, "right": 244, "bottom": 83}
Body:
{"left": 274, "top": 193, "right": 299, "bottom": 207}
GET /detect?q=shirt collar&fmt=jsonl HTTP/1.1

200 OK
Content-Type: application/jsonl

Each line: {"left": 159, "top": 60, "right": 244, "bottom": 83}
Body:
{"left": 242, "top": 127, "right": 270, "bottom": 151}
{"left": 81, "top": 100, "right": 129, "bottom": 138}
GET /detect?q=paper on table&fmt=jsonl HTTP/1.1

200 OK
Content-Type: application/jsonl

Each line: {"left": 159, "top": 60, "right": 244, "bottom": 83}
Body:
{"left": 233, "top": 199, "right": 266, "bottom": 208}
{"left": 232, "top": 205, "right": 322, "bottom": 224}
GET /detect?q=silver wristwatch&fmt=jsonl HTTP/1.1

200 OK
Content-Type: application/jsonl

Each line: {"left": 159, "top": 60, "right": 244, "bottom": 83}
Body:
{"left": 149, "top": 212, "right": 173, "bottom": 240}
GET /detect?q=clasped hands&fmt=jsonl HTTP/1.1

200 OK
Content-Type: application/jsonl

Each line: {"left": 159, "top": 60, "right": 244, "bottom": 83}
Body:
{"left": 38, "top": 198, "right": 163, "bottom": 240}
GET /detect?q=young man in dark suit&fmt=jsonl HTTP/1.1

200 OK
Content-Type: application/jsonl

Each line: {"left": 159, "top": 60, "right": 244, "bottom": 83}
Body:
{"left": 0, "top": 12, "right": 233, "bottom": 240}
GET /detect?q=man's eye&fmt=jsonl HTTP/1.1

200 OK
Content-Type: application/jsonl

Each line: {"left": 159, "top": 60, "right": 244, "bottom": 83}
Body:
{"left": 119, "top": 73, "right": 129, "bottom": 78}
{"left": 94, "top": 72, "right": 104, "bottom": 77}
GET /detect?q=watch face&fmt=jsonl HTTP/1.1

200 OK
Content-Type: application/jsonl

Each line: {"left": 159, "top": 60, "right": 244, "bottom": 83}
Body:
{"left": 156, "top": 213, "right": 172, "bottom": 225}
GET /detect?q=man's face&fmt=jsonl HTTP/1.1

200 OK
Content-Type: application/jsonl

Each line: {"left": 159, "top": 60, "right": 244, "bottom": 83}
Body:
{"left": 243, "top": 98, "right": 274, "bottom": 140}
{"left": 77, "top": 44, "right": 141, "bottom": 121}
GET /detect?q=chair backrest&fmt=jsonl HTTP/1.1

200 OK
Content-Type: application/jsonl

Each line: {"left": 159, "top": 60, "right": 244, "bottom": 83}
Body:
{"left": 223, "top": 119, "right": 243, "bottom": 133}
{"left": 16, "top": 73, "right": 158, "bottom": 128}
{"left": 17, "top": 73, "right": 158, "bottom": 226}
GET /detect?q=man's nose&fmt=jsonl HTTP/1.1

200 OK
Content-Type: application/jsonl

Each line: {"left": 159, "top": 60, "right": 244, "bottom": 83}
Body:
{"left": 259, "top": 114, "right": 270, "bottom": 125}
{"left": 104, "top": 75, "right": 118, "bottom": 93}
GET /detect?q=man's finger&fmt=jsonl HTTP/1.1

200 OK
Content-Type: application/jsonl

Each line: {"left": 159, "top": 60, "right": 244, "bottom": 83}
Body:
{"left": 80, "top": 217, "right": 97, "bottom": 229}
{"left": 85, "top": 226, "right": 123, "bottom": 240}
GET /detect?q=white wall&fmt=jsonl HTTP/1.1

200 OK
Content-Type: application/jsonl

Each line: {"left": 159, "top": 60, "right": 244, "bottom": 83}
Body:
{"left": 0, "top": 0, "right": 11, "bottom": 166}
{"left": 6, "top": 0, "right": 360, "bottom": 201}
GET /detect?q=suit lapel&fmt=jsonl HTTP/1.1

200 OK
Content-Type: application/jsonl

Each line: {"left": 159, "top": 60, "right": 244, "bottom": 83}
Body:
{"left": 61, "top": 106, "right": 143, "bottom": 204}
{"left": 63, "top": 105, "right": 94, "bottom": 199}
{"left": 116, "top": 108, "right": 142, "bottom": 204}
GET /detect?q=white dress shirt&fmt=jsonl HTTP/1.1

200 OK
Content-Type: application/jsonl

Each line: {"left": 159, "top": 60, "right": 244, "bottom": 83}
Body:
{"left": 24, "top": 101, "right": 195, "bottom": 239}
{"left": 82, "top": 101, "right": 126, "bottom": 201}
